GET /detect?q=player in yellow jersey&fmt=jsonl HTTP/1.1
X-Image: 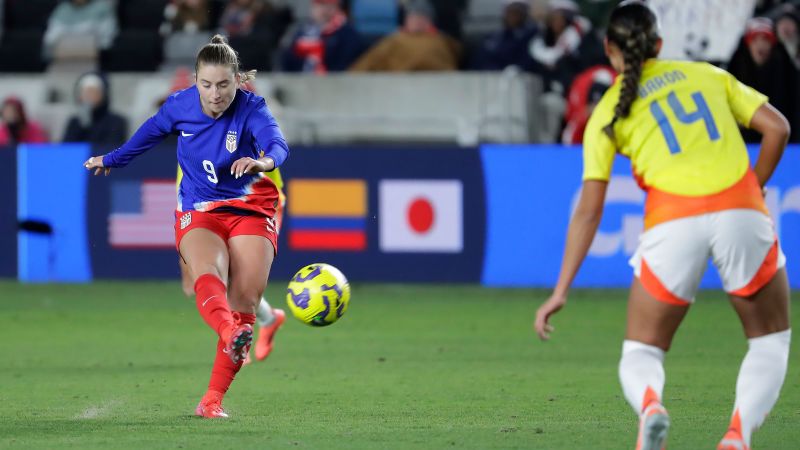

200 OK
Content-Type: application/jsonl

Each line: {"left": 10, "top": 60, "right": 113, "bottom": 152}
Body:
{"left": 534, "top": 2, "right": 791, "bottom": 450}
{"left": 178, "top": 163, "right": 286, "bottom": 364}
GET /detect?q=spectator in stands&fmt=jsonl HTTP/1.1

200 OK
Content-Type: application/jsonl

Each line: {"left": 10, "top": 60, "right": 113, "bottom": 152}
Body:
{"left": 472, "top": 0, "right": 537, "bottom": 70}
{"left": 350, "top": 0, "right": 462, "bottom": 72}
{"left": 220, "top": 0, "right": 293, "bottom": 47}
{"left": 727, "top": 17, "right": 800, "bottom": 142}
{"left": 220, "top": 0, "right": 265, "bottom": 37}
{"left": 400, "top": 0, "right": 468, "bottom": 40}
{"left": 774, "top": 6, "right": 800, "bottom": 68}
{"left": 63, "top": 72, "right": 127, "bottom": 148}
{"left": 755, "top": 0, "right": 787, "bottom": 17}
{"left": 0, "top": 97, "right": 49, "bottom": 146}
{"left": 527, "top": 0, "right": 604, "bottom": 95}
{"left": 560, "top": 65, "right": 614, "bottom": 144}
{"left": 42, "top": 0, "right": 118, "bottom": 61}
{"left": 280, "top": 0, "right": 364, "bottom": 73}
{"left": 160, "top": 0, "right": 210, "bottom": 36}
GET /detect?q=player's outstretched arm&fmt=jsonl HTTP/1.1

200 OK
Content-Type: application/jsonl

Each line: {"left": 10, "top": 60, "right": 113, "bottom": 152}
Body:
{"left": 535, "top": 179, "right": 608, "bottom": 341}
{"left": 749, "top": 103, "right": 790, "bottom": 188}
{"left": 83, "top": 155, "right": 110, "bottom": 176}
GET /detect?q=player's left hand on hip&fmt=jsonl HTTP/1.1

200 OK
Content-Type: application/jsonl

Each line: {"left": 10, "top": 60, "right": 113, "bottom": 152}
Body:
{"left": 231, "top": 157, "right": 267, "bottom": 179}
{"left": 84, "top": 155, "right": 110, "bottom": 176}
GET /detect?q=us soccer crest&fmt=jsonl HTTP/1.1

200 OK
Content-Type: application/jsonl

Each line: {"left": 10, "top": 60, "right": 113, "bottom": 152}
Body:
{"left": 225, "top": 131, "right": 237, "bottom": 153}
{"left": 180, "top": 212, "right": 192, "bottom": 230}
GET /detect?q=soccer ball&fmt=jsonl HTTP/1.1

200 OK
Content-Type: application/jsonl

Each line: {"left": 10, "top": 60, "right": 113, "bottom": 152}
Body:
{"left": 286, "top": 263, "right": 350, "bottom": 327}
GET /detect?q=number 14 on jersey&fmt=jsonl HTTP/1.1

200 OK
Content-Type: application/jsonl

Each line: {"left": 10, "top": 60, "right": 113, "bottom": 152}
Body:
{"left": 649, "top": 90, "right": 720, "bottom": 154}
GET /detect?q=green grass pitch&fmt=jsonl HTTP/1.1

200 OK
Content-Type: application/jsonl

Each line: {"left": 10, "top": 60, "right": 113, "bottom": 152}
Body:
{"left": 0, "top": 281, "right": 797, "bottom": 449}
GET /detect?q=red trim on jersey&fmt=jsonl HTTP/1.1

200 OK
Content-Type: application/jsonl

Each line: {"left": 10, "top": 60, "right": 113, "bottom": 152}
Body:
{"left": 191, "top": 176, "right": 280, "bottom": 218}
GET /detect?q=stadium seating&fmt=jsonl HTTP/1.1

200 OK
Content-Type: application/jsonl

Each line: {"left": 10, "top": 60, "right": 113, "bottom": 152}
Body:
{"left": 118, "top": 0, "right": 168, "bottom": 31}
{"left": 162, "top": 31, "right": 213, "bottom": 71}
{"left": 101, "top": 0, "right": 167, "bottom": 72}
{"left": 102, "top": 30, "right": 163, "bottom": 72}
{"left": 229, "top": 33, "right": 273, "bottom": 72}
{"left": 0, "top": 0, "right": 59, "bottom": 72}
{"left": 462, "top": 0, "right": 503, "bottom": 37}
{"left": 4, "top": 0, "right": 59, "bottom": 31}
{"left": 0, "top": 30, "right": 46, "bottom": 72}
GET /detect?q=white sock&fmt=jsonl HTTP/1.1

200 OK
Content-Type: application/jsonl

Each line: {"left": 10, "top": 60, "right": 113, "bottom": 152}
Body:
{"left": 619, "top": 340, "right": 666, "bottom": 414}
{"left": 730, "top": 329, "right": 791, "bottom": 446}
{"left": 255, "top": 298, "right": 275, "bottom": 327}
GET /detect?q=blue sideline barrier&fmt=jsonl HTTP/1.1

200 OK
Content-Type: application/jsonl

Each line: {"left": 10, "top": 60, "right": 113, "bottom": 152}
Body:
{"left": 481, "top": 144, "right": 800, "bottom": 288}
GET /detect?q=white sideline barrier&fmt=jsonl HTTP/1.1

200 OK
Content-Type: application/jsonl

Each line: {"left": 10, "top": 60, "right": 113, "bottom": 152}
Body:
{"left": 0, "top": 70, "right": 546, "bottom": 145}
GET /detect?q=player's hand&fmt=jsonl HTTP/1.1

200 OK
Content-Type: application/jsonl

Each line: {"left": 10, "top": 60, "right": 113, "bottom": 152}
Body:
{"left": 230, "top": 157, "right": 272, "bottom": 179}
{"left": 534, "top": 293, "right": 567, "bottom": 341}
{"left": 84, "top": 155, "right": 110, "bottom": 176}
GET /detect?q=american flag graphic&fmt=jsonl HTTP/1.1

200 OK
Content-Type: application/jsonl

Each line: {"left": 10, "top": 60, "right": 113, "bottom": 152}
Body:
{"left": 108, "top": 180, "right": 176, "bottom": 248}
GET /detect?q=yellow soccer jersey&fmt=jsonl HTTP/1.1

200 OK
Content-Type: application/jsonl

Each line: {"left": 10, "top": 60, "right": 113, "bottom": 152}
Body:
{"left": 583, "top": 59, "right": 767, "bottom": 196}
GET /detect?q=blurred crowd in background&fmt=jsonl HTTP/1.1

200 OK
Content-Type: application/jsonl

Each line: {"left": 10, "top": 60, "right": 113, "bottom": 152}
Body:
{"left": 0, "top": 0, "right": 799, "bottom": 149}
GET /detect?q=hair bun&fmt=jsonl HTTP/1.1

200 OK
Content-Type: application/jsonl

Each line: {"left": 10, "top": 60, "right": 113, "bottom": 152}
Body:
{"left": 210, "top": 34, "right": 228, "bottom": 45}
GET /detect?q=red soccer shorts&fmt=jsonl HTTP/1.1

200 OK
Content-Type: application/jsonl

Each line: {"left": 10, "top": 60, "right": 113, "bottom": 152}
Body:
{"left": 174, "top": 209, "right": 278, "bottom": 255}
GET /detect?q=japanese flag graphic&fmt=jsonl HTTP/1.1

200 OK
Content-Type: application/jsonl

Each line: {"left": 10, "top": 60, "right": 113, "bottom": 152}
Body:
{"left": 379, "top": 179, "right": 463, "bottom": 253}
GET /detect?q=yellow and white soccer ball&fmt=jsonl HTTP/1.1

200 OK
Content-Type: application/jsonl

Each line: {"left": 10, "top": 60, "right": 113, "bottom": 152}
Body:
{"left": 286, "top": 263, "right": 351, "bottom": 327}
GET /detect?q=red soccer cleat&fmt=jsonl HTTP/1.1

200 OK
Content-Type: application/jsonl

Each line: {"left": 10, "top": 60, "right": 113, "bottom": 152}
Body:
{"left": 223, "top": 323, "right": 253, "bottom": 365}
{"left": 636, "top": 402, "right": 669, "bottom": 450}
{"left": 194, "top": 392, "right": 228, "bottom": 419}
{"left": 255, "top": 309, "right": 285, "bottom": 361}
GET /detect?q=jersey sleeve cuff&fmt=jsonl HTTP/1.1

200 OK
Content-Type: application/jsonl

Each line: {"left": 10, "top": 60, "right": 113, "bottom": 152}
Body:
{"left": 264, "top": 142, "right": 288, "bottom": 167}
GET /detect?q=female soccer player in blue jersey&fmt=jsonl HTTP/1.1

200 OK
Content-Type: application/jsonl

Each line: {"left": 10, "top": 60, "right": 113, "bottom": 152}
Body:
{"left": 84, "top": 35, "right": 289, "bottom": 418}
{"left": 534, "top": 2, "right": 791, "bottom": 449}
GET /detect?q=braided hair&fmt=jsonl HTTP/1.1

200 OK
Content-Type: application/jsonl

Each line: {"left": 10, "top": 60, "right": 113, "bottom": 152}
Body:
{"left": 603, "top": 1, "right": 661, "bottom": 139}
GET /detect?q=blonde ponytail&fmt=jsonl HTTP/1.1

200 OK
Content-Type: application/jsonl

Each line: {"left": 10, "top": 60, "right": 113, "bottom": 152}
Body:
{"left": 196, "top": 34, "right": 256, "bottom": 80}
{"left": 240, "top": 69, "right": 257, "bottom": 83}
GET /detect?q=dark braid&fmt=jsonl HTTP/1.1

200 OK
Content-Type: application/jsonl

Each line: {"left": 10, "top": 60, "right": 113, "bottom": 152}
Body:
{"left": 603, "top": 1, "right": 661, "bottom": 139}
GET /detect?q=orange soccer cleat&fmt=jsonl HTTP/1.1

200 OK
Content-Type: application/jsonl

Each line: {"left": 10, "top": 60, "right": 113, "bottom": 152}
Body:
{"left": 717, "top": 429, "right": 749, "bottom": 450}
{"left": 195, "top": 392, "right": 228, "bottom": 419}
{"left": 717, "top": 411, "right": 748, "bottom": 450}
{"left": 636, "top": 402, "right": 670, "bottom": 450}
{"left": 255, "top": 309, "right": 285, "bottom": 361}
{"left": 223, "top": 323, "right": 253, "bottom": 365}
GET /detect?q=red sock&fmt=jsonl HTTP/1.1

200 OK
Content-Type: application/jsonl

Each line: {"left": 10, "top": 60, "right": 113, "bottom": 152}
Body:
{"left": 194, "top": 274, "right": 233, "bottom": 341}
{"left": 206, "top": 311, "right": 257, "bottom": 395}
{"left": 237, "top": 312, "right": 256, "bottom": 327}
{"left": 207, "top": 337, "right": 240, "bottom": 395}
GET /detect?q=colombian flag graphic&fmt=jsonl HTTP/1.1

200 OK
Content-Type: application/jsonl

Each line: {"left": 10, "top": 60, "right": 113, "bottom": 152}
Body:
{"left": 287, "top": 179, "right": 367, "bottom": 251}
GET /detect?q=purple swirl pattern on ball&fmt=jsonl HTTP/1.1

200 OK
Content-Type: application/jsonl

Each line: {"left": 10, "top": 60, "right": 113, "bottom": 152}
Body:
{"left": 288, "top": 288, "right": 311, "bottom": 308}
{"left": 293, "top": 265, "right": 322, "bottom": 283}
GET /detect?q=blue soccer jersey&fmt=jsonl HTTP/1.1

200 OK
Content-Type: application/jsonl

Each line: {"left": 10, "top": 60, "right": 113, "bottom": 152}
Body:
{"left": 103, "top": 86, "right": 289, "bottom": 215}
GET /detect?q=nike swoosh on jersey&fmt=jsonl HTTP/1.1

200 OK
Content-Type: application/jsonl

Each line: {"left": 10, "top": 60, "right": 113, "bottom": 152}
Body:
{"left": 181, "top": 131, "right": 194, "bottom": 137}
